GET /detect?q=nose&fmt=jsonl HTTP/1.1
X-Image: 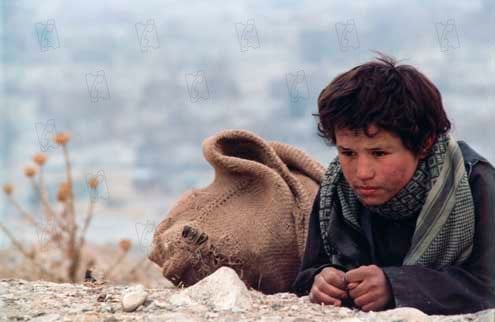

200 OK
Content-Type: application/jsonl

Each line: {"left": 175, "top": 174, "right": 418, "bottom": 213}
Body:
{"left": 356, "top": 156, "right": 375, "bottom": 181}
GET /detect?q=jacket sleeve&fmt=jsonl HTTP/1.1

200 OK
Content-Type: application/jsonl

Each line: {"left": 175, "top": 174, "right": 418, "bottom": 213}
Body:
{"left": 382, "top": 161, "right": 495, "bottom": 315}
{"left": 290, "top": 189, "right": 351, "bottom": 297}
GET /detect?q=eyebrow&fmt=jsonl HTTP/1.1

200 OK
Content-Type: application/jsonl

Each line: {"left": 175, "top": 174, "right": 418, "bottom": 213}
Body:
{"left": 337, "top": 145, "right": 392, "bottom": 151}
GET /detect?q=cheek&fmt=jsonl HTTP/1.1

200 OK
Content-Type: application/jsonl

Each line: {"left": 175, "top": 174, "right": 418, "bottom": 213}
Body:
{"left": 339, "top": 161, "right": 354, "bottom": 179}
{"left": 381, "top": 162, "right": 416, "bottom": 187}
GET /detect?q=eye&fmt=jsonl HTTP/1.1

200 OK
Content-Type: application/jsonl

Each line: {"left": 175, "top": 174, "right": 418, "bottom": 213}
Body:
{"left": 340, "top": 150, "right": 355, "bottom": 157}
{"left": 372, "top": 151, "right": 387, "bottom": 157}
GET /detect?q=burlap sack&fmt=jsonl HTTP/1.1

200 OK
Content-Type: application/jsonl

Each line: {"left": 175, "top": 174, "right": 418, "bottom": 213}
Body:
{"left": 149, "top": 129, "right": 325, "bottom": 293}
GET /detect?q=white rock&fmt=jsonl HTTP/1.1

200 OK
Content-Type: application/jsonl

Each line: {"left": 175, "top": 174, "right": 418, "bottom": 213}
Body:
{"left": 373, "top": 307, "right": 429, "bottom": 322}
{"left": 121, "top": 284, "right": 148, "bottom": 312}
{"left": 181, "top": 266, "right": 252, "bottom": 312}
{"left": 159, "top": 277, "right": 176, "bottom": 289}
{"left": 168, "top": 293, "right": 196, "bottom": 306}
{"left": 152, "top": 300, "right": 170, "bottom": 309}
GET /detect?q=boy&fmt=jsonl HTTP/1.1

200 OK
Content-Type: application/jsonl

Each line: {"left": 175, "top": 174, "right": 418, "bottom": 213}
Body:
{"left": 290, "top": 52, "right": 495, "bottom": 315}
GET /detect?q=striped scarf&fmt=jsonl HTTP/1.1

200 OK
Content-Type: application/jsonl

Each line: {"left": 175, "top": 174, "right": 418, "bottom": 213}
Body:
{"left": 319, "top": 133, "right": 475, "bottom": 269}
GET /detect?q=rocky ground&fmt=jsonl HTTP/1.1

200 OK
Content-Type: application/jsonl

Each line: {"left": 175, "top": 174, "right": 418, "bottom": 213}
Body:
{"left": 0, "top": 267, "right": 493, "bottom": 322}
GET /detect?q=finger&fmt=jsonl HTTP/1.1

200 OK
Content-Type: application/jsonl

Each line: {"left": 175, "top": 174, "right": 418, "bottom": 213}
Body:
{"left": 361, "top": 301, "right": 378, "bottom": 312}
{"left": 347, "top": 282, "right": 359, "bottom": 290}
{"left": 314, "top": 275, "right": 348, "bottom": 299}
{"left": 353, "top": 291, "right": 375, "bottom": 309}
{"left": 349, "top": 280, "right": 369, "bottom": 299}
{"left": 319, "top": 268, "right": 347, "bottom": 290}
{"left": 345, "top": 266, "right": 369, "bottom": 283}
{"left": 310, "top": 287, "right": 342, "bottom": 306}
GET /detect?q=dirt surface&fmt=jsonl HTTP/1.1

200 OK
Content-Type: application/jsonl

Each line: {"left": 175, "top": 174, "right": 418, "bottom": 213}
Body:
{"left": 1, "top": 278, "right": 494, "bottom": 322}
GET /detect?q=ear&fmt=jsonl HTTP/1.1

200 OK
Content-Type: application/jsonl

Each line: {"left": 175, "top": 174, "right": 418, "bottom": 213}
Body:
{"left": 418, "top": 135, "right": 435, "bottom": 159}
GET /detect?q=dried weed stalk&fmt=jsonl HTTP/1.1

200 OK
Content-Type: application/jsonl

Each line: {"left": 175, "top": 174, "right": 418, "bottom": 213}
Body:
{"left": 0, "top": 132, "right": 135, "bottom": 283}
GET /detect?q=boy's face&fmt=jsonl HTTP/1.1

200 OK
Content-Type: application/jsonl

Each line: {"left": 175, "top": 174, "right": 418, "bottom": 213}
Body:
{"left": 335, "top": 124, "right": 421, "bottom": 206}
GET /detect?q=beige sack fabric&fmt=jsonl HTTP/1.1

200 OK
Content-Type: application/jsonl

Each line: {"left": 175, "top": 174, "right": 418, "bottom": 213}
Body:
{"left": 149, "top": 129, "right": 325, "bottom": 293}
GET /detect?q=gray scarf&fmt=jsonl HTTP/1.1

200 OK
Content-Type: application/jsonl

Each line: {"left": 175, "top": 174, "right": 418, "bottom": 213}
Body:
{"left": 319, "top": 133, "right": 475, "bottom": 269}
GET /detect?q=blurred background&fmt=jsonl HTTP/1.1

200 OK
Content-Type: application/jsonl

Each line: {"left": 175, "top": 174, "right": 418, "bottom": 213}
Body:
{"left": 1, "top": 0, "right": 494, "bottom": 261}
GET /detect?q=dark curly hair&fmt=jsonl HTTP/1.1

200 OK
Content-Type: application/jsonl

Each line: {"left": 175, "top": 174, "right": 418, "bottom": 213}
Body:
{"left": 315, "top": 51, "right": 451, "bottom": 157}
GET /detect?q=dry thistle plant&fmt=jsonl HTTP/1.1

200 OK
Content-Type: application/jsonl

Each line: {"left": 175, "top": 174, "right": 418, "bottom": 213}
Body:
{"left": 0, "top": 132, "right": 117, "bottom": 283}
{"left": 0, "top": 132, "right": 163, "bottom": 286}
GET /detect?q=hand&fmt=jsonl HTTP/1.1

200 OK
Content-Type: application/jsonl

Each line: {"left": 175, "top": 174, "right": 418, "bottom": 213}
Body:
{"left": 309, "top": 266, "right": 349, "bottom": 306}
{"left": 345, "top": 265, "right": 393, "bottom": 312}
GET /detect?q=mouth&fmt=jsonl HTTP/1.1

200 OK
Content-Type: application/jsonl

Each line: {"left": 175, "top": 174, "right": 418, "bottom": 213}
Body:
{"left": 356, "top": 186, "right": 379, "bottom": 195}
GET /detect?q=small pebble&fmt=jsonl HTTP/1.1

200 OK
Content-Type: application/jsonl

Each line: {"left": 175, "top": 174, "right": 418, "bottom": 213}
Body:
{"left": 121, "top": 285, "right": 148, "bottom": 312}
{"left": 152, "top": 300, "right": 170, "bottom": 309}
{"left": 96, "top": 293, "right": 106, "bottom": 302}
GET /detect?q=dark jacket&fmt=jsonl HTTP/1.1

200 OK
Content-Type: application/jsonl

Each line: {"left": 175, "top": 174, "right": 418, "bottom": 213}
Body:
{"left": 290, "top": 141, "right": 495, "bottom": 315}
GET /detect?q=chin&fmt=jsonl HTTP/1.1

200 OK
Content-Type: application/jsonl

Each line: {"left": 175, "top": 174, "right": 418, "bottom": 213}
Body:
{"left": 359, "top": 196, "right": 386, "bottom": 206}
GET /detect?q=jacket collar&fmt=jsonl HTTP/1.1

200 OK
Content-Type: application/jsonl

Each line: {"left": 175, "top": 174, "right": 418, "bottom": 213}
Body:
{"left": 457, "top": 140, "right": 489, "bottom": 177}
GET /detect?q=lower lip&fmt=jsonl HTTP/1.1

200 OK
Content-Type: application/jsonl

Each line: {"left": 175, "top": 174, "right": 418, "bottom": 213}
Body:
{"left": 357, "top": 188, "right": 379, "bottom": 195}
